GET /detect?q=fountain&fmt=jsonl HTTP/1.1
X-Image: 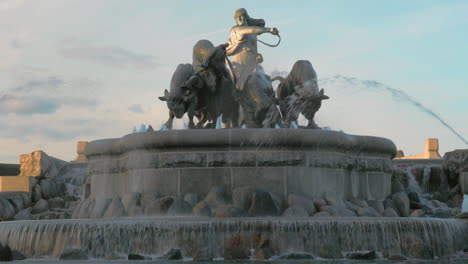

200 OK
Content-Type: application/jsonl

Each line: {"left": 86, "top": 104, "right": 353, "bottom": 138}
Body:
{"left": 0, "top": 8, "right": 467, "bottom": 262}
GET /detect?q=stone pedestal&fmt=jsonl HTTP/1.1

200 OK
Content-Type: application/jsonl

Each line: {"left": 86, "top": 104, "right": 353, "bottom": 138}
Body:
{"left": 73, "top": 141, "right": 88, "bottom": 162}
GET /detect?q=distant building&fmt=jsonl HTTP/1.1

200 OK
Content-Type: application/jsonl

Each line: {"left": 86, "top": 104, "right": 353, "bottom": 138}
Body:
{"left": 394, "top": 138, "right": 442, "bottom": 159}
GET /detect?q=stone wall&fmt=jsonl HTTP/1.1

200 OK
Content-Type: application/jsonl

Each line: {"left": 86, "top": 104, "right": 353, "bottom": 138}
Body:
{"left": 86, "top": 129, "right": 396, "bottom": 204}
{"left": 0, "top": 163, "right": 20, "bottom": 176}
{"left": 0, "top": 176, "right": 30, "bottom": 192}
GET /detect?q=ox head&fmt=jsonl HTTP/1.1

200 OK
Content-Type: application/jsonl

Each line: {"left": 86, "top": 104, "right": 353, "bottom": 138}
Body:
{"left": 158, "top": 89, "right": 188, "bottom": 118}
{"left": 286, "top": 87, "right": 329, "bottom": 121}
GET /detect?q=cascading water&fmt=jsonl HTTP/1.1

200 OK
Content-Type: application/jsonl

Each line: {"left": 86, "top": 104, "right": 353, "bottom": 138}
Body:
{"left": 463, "top": 196, "right": 468, "bottom": 212}
{"left": 422, "top": 166, "right": 431, "bottom": 193}
{"left": 0, "top": 217, "right": 467, "bottom": 259}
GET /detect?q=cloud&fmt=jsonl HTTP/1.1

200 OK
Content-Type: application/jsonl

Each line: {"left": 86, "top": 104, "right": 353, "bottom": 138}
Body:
{"left": 0, "top": 118, "right": 99, "bottom": 141}
{"left": 0, "top": 76, "right": 99, "bottom": 115}
{"left": 0, "top": 95, "right": 59, "bottom": 115}
{"left": 59, "top": 45, "right": 158, "bottom": 69}
{"left": 11, "top": 75, "right": 64, "bottom": 93}
{"left": 128, "top": 104, "right": 144, "bottom": 113}
{"left": 0, "top": 0, "right": 23, "bottom": 11}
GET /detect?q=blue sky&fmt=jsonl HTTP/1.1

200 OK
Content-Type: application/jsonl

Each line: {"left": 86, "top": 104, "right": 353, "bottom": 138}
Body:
{"left": 0, "top": 0, "right": 467, "bottom": 162}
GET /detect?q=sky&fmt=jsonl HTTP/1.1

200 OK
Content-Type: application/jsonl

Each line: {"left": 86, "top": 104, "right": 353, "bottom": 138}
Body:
{"left": 0, "top": 0, "right": 467, "bottom": 163}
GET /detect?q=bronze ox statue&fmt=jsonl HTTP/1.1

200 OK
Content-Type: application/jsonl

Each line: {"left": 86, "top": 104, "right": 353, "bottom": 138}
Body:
{"left": 159, "top": 42, "right": 327, "bottom": 129}
{"left": 159, "top": 40, "right": 239, "bottom": 129}
{"left": 273, "top": 60, "right": 329, "bottom": 128}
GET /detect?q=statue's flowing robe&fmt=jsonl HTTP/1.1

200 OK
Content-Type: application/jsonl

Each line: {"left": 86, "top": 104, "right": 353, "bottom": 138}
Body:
{"left": 226, "top": 27, "right": 261, "bottom": 89}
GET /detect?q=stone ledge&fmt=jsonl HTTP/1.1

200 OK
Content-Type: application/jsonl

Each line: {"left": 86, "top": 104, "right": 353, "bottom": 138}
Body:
{"left": 88, "top": 150, "right": 395, "bottom": 172}
{"left": 85, "top": 129, "right": 396, "bottom": 158}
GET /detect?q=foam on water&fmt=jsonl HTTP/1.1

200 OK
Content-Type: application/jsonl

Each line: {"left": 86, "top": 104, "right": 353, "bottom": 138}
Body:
{"left": 0, "top": 217, "right": 466, "bottom": 259}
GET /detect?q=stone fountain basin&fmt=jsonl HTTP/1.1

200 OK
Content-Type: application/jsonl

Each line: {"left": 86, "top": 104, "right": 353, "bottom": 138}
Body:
{"left": 84, "top": 129, "right": 396, "bottom": 203}
{"left": 0, "top": 217, "right": 467, "bottom": 259}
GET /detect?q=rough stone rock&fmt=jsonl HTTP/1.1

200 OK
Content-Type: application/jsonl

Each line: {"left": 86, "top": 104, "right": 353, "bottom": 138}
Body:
{"left": 144, "top": 196, "right": 173, "bottom": 215}
{"left": 382, "top": 207, "right": 399, "bottom": 217}
{"left": 313, "top": 211, "right": 331, "bottom": 217}
{"left": 312, "top": 197, "right": 327, "bottom": 208}
{"left": 89, "top": 198, "right": 112, "bottom": 218}
{"left": 401, "top": 233, "right": 434, "bottom": 259}
{"left": 192, "top": 201, "right": 212, "bottom": 217}
{"left": 282, "top": 205, "right": 309, "bottom": 217}
{"left": 204, "top": 186, "right": 227, "bottom": 209}
{"left": 140, "top": 192, "right": 158, "bottom": 211}
{"left": 383, "top": 198, "right": 396, "bottom": 211}
{"left": 357, "top": 207, "right": 380, "bottom": 217}
{"left": 455, "top": 211, "right": 468, "bottom": 219}
{"left": 388, "top": 254, "right": 407, "bottom": 261}
{"left": 449, "top": 184, "right": 461, "bottom": 198}
{"left": 31, "top": 184, "right": 42, "bottom": 203}
{"left": 159, "top": 248, "right": 182, "bottom": 260}
{"left": 59, "top": 248, "right": 88, "bottom": 260}
{"left": 215, "top": 205, "right": 247, "bottom": 218}
{"left": 0, "top": 245, "right": 13, "bottom": 261}
{"left": 224, "top": 248, "right": 250, "bottom": 260}
{"left": 344, "top": 200, "right": 362, "bottom": 213}
{"left": 432, "top": 192, "right": 448, "bottom": 203}
{"left": 40, "top": 179, "right": 62, "bottom": 199}
{"left": 193, "top": 247, "right": 213, "bottom": 261}
{"left": 20, "top": 150, "right": 67, "bottom": 179}
{"left": 408, "top": 191, "right": 421, "bottom": 203}
{"left": 127, "top": 205, "right": 144, "bottom": 216}
{"left": 72, "top": 198, "right": 95, "bottom": 219}
{"left": 121, "top": 192, "right": 141, "bottom": 212}
{"left": 279, "top": 252, "right": 314, "bottom": 259}
{"left": 31, "top": 199, "right": 48, "bottom": 214}
{"left": 324, "top": 191, "right": 344, "bottom": 207}
{"left": 367, "top": 200, "right": 384, "bottom": 214}
{"left": 410, "top": 209, "right": 425, "bottom": 218}
{"left": 48, "top": 197, "right": 65, "bottom": 209}
{"left": 232, "top": 186, "right": 255, "bottom": 211}
{"left": 392, "top": 192, "right": 410, "bottom": 217}
{"left": 183, "top": 193, "right": 199, "bottom": 207}
{"left": 103, "top": 197, "right": 126, "bottom": 218}
{"left": 269, "top": 192, "right": 286, "bottom": 212}
{"left": 443, "top": 149, "right": 468, "bottom": 183}
{"left": 321, "top": 206, "right": 356, "bottom": 217}
{"left": 348, "top": 197, "right": 368, "bottom": 208}
{"left": 431, "top": 208, "right": 452, "bottom": 218}
{"left": 0, "top": 198, "right": 16, "bottom": 221}
{"left": 287, "top": 194, "right": 316, "bottom": 215}
{"left": 254, "top": 247, "right": 275, "bottom": 260}
{"left": 167, "top": 198, "right": 192, "bottom": 216}
{"left": 248, "top": 189, "right": 279, "bottom": 216}
{"left": 14, "top": 208, "right": 32, "bottom": 221}
{"left": 7, "top": 196, "right": 24, "bottom": 213}
{"left": 391, "top": 177, "right": 406, "bottom": 194}
{"left": 105, "top": 252, "right": 125, "bottom": 260}
{"left": 449, "top": 193, "right": 464, "bottom": 208}
{"left": 128, "top": 253, "right": 148, "bottom": 260}
{"left": 346, "top": 251, "right": 382, "bottom": 260}
{"left": 410, "top": 201, "right": 422, "bottom": 210}
{"left": 430, "top": 200, "right": 448, "bottom": 209}
{"left": 11, "top": 249, "right": 26, "bottom": 260}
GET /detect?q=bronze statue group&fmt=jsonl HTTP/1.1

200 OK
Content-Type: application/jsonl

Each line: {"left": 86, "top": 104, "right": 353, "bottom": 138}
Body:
{"left": 159, "top": 8, "right": 328, "bottom": 129}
